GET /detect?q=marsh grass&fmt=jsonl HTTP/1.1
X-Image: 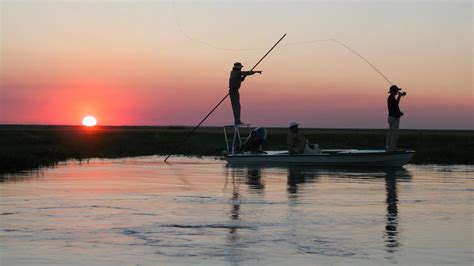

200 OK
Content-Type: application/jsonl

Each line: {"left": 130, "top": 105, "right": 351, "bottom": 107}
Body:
{"left": 1, "top": 125, "right": 472, "bottom": 173}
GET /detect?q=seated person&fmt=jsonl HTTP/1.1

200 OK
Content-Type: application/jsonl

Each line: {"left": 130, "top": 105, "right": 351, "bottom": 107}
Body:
{"left": 287, "top": 121, "right": 320, "bottom": 154}
{"left": 241, "top": 127, "right": 267, "bottom": 153}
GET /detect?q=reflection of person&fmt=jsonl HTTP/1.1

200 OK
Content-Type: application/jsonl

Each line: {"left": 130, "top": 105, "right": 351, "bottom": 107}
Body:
{"left": 386, "top": 85, "right": 406, "bottom": 151}
{"left": 287, "top": 166, "right": 319, "bottom": 195}
{"left": 381, "top": 168, "right": 411, "bottom": 259}
{"left": 287, "top": 167, "right": 306, "bottom": 194}
{"left": 287, "top": 121, "right": 320, "bottom": 154}
{"left": 385, "top": 170, "right": 399, "bottom": 252}
{"left": 246, "top": 169, "right": 264, "bottom": 190}
{"left": 229, "top": 62, "right": 262, "bottom": 125}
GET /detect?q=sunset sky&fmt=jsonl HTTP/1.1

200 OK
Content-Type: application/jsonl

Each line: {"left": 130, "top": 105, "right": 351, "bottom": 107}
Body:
{"left": 1, "top": 0, "right": 472, "bottom": 129}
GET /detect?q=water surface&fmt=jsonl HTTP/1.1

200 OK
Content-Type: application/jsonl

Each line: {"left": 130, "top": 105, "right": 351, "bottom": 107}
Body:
{"left": 1, "top": 157, "right": 472, "bottom": 265}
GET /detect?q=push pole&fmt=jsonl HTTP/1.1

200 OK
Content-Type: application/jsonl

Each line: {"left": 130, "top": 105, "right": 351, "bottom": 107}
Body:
{"left": 164, "top": 33, "right": 287, "bottom": 162}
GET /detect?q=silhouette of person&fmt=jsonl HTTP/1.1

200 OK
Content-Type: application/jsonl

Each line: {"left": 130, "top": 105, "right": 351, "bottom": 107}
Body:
{"left": 228, "top": 62, "right": 262, "bottom": 125}
{"left": 287, "top": 121, "right": 320, "bottom": 154}
{"left": 386, "top": 85, "right": 406, "bottom": 151}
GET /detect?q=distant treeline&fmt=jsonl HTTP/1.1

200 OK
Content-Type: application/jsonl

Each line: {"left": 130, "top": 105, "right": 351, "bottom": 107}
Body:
{"left": 0, "top": 125, "right": 473, "bottom": 173}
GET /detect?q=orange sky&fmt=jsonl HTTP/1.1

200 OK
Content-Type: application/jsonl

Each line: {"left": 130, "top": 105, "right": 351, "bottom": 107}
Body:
{"left": 0, "top": 0, "right": 472, "bottom": 129}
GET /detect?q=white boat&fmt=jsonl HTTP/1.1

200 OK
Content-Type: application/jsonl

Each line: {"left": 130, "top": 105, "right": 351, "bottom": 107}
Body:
{"left": 225, "top": 149, "right": 415, "bottom": 167}
{"left": 223, "top": 125, "right": 415, "bottom": 167}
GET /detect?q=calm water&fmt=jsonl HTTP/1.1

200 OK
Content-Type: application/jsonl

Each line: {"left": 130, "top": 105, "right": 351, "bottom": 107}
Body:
{"left": 0, "top": 157, "right": 472, "bottom": 265}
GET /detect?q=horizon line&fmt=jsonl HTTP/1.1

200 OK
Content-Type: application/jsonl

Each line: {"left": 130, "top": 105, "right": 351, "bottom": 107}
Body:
{"left": 0, "top": 123, "right": 472, "bottom": 131}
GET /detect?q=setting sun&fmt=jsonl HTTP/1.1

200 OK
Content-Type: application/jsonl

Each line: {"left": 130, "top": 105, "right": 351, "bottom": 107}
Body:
{"left": 82, "top": 115, "right": 97, "bottom": 127}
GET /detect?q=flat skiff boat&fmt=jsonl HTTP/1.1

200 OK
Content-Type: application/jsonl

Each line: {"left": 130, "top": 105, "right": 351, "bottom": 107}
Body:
{"left": 223, "top": 125, "right": 415, "bottom": 167}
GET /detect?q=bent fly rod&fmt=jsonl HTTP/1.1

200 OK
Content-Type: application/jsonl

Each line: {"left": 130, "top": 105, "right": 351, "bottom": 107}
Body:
{"left": 164, "top": 33, "right": 287, "bottom": 162}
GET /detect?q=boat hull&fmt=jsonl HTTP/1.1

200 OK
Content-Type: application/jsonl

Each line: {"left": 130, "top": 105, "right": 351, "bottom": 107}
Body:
{"left": 225, "top": 150, "right": 415, "bottom": 167}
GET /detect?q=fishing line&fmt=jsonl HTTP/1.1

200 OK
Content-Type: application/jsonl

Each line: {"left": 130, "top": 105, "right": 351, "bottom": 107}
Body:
{"left": 172, "top": 2, "right": 393, "bottom": 85}
{"left": 283, "top": 38, "right": 393, "bottom": 85}
{"left": 329, "top": 39, "right": 393, "bottom": 85}
{"left": 172, "top": 2, "right": 266, "bottom": 51}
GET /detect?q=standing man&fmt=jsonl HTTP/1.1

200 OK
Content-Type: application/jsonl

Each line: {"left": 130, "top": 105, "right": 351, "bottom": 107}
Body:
{"left": 386, "top": 85, "right": 406, "bottom": 151}
{"left": 229, "top": 62, "right": 262, "bottom": 125}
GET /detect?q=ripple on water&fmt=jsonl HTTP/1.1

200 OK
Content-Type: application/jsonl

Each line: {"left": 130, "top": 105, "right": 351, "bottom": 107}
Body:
{"left": 0, "top": 158, "right": 472, "bottom": 265}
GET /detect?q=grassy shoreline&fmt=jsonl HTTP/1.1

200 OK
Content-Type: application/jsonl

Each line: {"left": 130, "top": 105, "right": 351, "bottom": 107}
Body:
{"left": 1, "top": 125, "right": 473, "bottom": 173}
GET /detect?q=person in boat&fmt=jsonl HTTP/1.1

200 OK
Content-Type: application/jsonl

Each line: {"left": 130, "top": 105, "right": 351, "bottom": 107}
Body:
{"left": 229, "top": 62, "right": 262, "bottom": 125}
{"left": 241, "top": 127, "right": 267, "bottom": 153}
{"left": 386, "top": 85, "right": 406, "bottom": 151}
{"left": 287, "top": 122, "right": 320, "bottom": 154}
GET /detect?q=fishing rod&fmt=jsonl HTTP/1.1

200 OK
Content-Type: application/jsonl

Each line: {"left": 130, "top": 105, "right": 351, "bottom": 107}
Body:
{"left": 164, "top": 33, "right": 287, "bottom": 162}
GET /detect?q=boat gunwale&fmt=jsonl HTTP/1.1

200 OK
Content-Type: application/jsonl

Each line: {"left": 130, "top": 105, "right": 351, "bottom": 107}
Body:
{"left": 225, "top": 150, "right": 415, "bottom": 158}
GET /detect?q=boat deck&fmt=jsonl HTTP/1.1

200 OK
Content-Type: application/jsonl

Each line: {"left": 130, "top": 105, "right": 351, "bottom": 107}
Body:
{"left": 225, "top": 149, "right": 415, "bottom": 167}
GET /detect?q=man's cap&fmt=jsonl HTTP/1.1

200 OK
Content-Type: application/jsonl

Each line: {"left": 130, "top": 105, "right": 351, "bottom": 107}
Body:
{"left": 388, "top": 85, "right": 401, "bottom": 93}
{"left": 233, "top": 62, "right": 243, "bottom": 69}
{"left": 289, "top": 121, "right": 300, "bottom": 128}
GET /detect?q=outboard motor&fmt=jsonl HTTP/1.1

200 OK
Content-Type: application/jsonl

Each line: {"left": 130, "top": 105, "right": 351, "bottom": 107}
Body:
{"left": 242, "top": 127, "right": 267, "bottom": 153}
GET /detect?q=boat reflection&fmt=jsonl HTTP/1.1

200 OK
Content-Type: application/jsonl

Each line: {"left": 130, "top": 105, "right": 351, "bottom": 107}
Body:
{"left": 225, "top": 164, "right": 412, "bottom": 260}
{"left": 286, "top": 166, "right": 411, "bottom": 257}
{"left": 287, "top": 166, "right": 320, "bottom": 195}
